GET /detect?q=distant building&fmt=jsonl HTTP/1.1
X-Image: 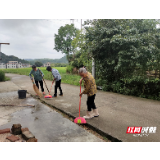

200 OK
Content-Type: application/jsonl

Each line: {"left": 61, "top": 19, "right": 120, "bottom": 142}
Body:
{"left": 43, "top": 62, "right": 50, "bottom": 67}
{"left": 7, "top": 61, "right": 18, "bottom": 68}
{"left": 22, "top": 63, "right": 30, "bottom": 68}
{"left": 0, "top": 63, "right": 6, "bottom": 68}
{"left": 0, "top": 61, "right": 30, "bottom": 69}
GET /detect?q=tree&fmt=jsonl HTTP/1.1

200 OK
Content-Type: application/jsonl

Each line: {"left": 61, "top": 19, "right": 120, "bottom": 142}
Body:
{"left": 50, "top": 63, "right": 55, "bottom": 67}
{"left": 69, "top": 29, "right": 92, "bottom": 70}
{"left": 35, "top": 61, "right": 43, "bottom": 67}
{"left": 54, "top": 24, "right": 79, "bottom": 62}
{"left": 84, "top": 19, "right": 160, "bottom": 81}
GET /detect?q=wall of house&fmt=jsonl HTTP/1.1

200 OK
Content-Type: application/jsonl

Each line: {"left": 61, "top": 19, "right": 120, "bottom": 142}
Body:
{"left": 44, "top": 62, "right": 50, "bottom": 67}
{"left": 7, "top": 63, "right": 17, "bottom": 68}
{"left": 0, "top": 61, "right": 30, "bottom": 69}
{"left": 0, "top": 63, "right": 6, "bottom": 68}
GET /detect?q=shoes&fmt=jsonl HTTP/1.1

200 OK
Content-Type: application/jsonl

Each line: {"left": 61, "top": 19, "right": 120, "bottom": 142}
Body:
{"left": 93, "top": 109, "right": 99, "bottom": 117}
{"left": 59, "top": 94, "right": 63, "bottom": 96}
{"left": 83, "top": 111, "right": 94, "bottom": 119}
{"left": 52, "top": 95, "right": 57, "bottom": 98}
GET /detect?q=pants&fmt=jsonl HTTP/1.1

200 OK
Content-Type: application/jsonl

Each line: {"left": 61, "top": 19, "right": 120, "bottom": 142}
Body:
{"left": 35, "top": 80, "right": 44, "bottom": 92}
{"left": 54, "top": 79, "right": 63, "bottom": 96}
{"left": 87, "top": 94, "right": 97, "bottom": 111}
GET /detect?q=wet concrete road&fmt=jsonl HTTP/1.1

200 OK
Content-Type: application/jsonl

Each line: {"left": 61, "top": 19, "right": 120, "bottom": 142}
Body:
{"left": 0, "top": 88, "right": 103, "bottom": 142}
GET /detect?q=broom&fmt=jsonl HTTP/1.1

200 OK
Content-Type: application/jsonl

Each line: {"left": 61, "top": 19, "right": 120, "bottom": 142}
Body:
{"left": 44, "top": 80, "right": 54, "bottom": 98}
{"left": 30, "top": 77, "right": 42, "bottom": 98}
{"left": 74, "top": 84, "right": 86, "bottom": 124}
{"left": 38, "top": 68, "right": 49, "bottom": 93}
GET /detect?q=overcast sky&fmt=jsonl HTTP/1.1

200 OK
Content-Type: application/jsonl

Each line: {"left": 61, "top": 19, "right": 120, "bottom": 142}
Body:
{"left": 0, "top": 19, "right": 83, "bottom": 60}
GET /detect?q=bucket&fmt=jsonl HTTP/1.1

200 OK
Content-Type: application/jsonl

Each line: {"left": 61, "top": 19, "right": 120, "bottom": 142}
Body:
{"left": 18, "top": 90, "right": 27, "bottom": 99}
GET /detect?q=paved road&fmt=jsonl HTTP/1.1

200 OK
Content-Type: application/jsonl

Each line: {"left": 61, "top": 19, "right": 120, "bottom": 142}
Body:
{"left": 0, "top": 78, "right": 103, "bottom": 142}
{"left": 5, "top": 73, "right": 160, "bottom": 142}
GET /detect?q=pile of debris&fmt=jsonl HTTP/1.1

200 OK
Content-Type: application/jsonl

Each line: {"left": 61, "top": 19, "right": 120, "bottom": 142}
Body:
{"left": 0, "top": 124, "right": 37, "bottom": 142}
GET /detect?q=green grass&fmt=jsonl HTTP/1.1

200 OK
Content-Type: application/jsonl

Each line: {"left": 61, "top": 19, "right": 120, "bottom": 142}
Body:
{"left": 0, "top": 67, "right": 81, "bottom": 86}
{"left": 5, "top": 76, "right": 10, "bottom": 81}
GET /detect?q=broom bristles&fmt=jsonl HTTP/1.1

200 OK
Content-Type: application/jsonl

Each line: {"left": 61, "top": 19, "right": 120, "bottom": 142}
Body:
{"left": 33, "top": 84, "right": 42, "bottom": 98}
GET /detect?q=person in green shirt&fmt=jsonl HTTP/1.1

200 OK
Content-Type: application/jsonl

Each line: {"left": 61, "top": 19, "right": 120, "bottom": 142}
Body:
{"left": 29, "top": 65, "right": 45, "bottom": 95}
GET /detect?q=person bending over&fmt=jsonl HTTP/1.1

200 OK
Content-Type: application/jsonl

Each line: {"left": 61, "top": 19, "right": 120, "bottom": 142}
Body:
{"left": 46, "top": 66, "right": 63, "bottom": 98}
{"left": 29, "top": 65, "right": 45, "bottom": 95}
{"left": 79, "top": 67, "right": 99, "bottom": 119}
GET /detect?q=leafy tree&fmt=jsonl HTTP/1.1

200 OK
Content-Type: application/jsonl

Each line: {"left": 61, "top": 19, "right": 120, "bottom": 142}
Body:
{"left": 54, "top": 24, "right": 79, "bottom": 62}
{"left": 35, "top": 61, "right": 43, "bottom": 67}
{"left": 71, "top": 29, "right": 92, "bottom": 71}
{"left": 50, "top": 63, "right": 55, "bottom": 67}
{"left": 84, "top": 19, "right": 160, "bottom": 81}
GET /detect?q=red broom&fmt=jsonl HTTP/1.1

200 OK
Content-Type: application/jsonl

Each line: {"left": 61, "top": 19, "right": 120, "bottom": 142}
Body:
{"left": 74, "top": 84, "right": 86, "bottom": 124}
{"left": 44, "top": 80, "right": 54, "bottom": 98}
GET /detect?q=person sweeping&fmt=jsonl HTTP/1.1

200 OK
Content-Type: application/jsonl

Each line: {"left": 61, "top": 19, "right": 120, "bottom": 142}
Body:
{"left": 79, "top": 67, "right": 99, "bottom": 119}
{"left": 29, "top": 65, "right": 45, "bottom": 95}
{"left": 46, "top": 66, "right": 63, "bottom": 98}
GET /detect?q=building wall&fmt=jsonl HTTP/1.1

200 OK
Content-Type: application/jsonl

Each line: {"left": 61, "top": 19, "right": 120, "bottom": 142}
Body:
{"left": 44, "top": 62, "right": 50, "bottom": 67}
{"left": 0, "top": 63, "right": 6, "bottom": 68}
{"left": 0, "top": 61, "right": 30, "bottom": 69}
{"left": 7, "top": 63, "right": 17, "bottom": 68}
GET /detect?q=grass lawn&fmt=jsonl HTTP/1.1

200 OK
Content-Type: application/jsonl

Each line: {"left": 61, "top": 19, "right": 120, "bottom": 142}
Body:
{"left": 1, "top": 67, "right": 81, "bottom": 86}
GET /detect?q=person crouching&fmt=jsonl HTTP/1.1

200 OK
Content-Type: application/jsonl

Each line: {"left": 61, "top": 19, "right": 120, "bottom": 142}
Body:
{"left": 79, "top": 67, "right": 99, "bottom": 119}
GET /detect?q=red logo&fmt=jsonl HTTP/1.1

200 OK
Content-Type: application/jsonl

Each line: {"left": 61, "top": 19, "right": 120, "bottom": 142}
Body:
{"left": 126, "top": 127, "right": 142, "bottom": 134}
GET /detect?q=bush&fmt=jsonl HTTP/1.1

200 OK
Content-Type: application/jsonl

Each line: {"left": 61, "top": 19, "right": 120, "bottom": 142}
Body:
{"left": 0, "top": 70, "right": 5, "bottom": 81}
{"left": 66, "top": 65, "right": 74, "bottom": 74}
{"left": 101, "top": 77, "right": 160, "bottom": 100}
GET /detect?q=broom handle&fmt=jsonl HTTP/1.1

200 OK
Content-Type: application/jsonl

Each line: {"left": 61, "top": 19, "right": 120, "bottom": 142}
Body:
{"left": 49, "top": 81, "right": 54, "bottom": 95}
{"left": 31, "top": 78, "right": 35, "bottom": 84}
{"left": 79, "top": 84, "right": 81, "bottom": 117}
{"left": 38, "top": 69, "right": 50, "bottom": 93}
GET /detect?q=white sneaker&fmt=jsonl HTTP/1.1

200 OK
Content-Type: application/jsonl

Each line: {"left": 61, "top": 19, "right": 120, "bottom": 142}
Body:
{"left": 93, "top": 109, "right": 99, "bottom": 117}
{"left": 83, "top": 111, "right": 94, "bottom": 119}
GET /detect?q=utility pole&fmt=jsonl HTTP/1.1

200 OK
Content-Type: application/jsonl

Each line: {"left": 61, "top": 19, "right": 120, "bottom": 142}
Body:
{"left": 0, "top": 43, "right": 10, "bottom": 60}
{"left": 81, "top": 19, "right": 82, "bottom": 30}
{"left": 92, "top": 58, "right": 95, "bottom": 79}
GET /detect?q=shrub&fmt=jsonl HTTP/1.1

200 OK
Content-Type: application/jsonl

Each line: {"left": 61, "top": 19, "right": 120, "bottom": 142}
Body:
{"left": 101, "top": 77, "right": 160, "bottom": 100}
{"left": 0, "top": 70, "right": 5, "bottom": 81}
{"left": 66, "top": 65, "right": 74, "bottom": 74}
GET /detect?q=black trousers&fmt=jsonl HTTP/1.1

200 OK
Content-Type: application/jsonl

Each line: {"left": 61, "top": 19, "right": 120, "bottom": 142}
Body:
{"left": 35, "top": 80, "right": 44, "bottom": 92}
{"left": 54, "top": 79, "right": 63, "bottom": 96}
{"left": 87, "top": 94, "right": 97, "bottom": 111}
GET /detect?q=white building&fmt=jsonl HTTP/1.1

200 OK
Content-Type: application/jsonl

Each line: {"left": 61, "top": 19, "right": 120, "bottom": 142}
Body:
{"left": 22, "top": 63, "right": 30, "bottom": 68}
{"left": 0, "top": 63, "right": 6, "bottom": 69}
{"left": 0, "top": 61, "right": 30, "bottom": 69}
{"left": 43, "top": 62, "right": 50, "bottom": 67}
{"left": 17, "top": 62, "right": 22, "bottom": 68}
{"left": 6, "top": 61, "right": 18, "bottom": 68}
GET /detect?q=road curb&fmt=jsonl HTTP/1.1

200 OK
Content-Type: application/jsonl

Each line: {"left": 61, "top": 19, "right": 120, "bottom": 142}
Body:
{"left": 29, "top": 93, "right": 122, "bottom": 142}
